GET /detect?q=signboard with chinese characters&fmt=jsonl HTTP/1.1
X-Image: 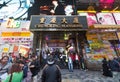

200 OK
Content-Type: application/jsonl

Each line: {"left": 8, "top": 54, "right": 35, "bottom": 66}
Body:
{"left": 30, "top": 15, "right": 88, "bottom": 31}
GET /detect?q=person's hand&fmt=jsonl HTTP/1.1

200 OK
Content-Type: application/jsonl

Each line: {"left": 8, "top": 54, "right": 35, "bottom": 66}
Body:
{"left": 29, "top": 65, "right": 35, "bottom": 68}
{"left": 50, "top": 9, "right": 55, "bottom": 14}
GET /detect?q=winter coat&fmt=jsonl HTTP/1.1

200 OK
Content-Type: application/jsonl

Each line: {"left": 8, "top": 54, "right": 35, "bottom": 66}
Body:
{"left": 102, "top": 59, "right": 113, "bottom": 77}
{"left": 41, "top": 64, "right": 61, "bottom": 82}
{"left": 30, "top": 59, "right": 40, "bottom": 77}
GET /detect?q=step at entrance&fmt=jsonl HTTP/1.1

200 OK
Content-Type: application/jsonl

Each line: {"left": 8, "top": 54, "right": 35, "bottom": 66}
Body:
{"left": 62, "top": 79, "right": 80, "bottom": 82}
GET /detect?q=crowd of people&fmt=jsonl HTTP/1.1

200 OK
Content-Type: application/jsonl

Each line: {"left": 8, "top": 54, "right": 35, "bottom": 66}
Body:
{"left": 40, "top": 48, "right": 87, "bottom": 72}
{"left": 102, "top": 56, "right": 120, "bottom": 77}
{"left": 0, "top": 50, "right": 120, "bottom": 82}
{"left": 0, "top": 51, "right": 63, "bottom": 82}
{"left": 0, "top": 53, "right": 41, "bottom": 82}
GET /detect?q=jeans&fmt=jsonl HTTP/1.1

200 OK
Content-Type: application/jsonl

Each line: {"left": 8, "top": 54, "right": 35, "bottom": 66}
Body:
{"left": 32, "top": 75, "right": 37, "bottom": 82}
{"left": 68, "top": 62, "right": 73, "bottom": 72}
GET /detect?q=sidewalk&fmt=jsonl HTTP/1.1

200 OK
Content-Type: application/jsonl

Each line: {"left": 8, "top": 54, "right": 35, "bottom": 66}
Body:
{"left": 38, "top": 69, "right": 120, "bottom": 82}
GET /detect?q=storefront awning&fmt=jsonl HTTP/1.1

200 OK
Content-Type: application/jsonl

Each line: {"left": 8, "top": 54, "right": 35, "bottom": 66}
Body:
{"left": 93, "top": 24, "right": 120, "bottom": 28}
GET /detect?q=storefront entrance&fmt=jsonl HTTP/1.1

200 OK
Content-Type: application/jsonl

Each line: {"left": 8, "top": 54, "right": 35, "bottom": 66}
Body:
{"left": 36, "top": 31, "right": 87, "bottom": 69}
{"left": 29, "top": 15, "right": 88, "bottom": 69}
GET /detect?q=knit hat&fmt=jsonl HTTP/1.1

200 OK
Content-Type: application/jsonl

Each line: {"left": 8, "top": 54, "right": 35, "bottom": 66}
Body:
{"left": 47, "top": 55, "right": 55, "bottom": 65}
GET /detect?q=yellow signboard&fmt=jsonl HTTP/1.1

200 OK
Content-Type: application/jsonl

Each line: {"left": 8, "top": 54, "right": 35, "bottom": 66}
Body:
{"left": 3, "top": 48, "right": 9, "bottom": 52}
{"left": 1, "top": 32, "right": 31, "bottom": 37}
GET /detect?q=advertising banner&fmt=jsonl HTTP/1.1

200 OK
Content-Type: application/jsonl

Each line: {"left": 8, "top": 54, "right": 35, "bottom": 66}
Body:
{"left": 113, "top": 13, "right": 120, "bottom": 25}
{"left": 19, "top": 45, "right": 30, "bottom": 58}
{"left": 0, "top": 20, "right": 33, "bottom": 54}
{"left": 79, "top": 13, "right": 98, "bottom": 26}
{"left": 96, "top": 13, "right": 116, "bottom": 25}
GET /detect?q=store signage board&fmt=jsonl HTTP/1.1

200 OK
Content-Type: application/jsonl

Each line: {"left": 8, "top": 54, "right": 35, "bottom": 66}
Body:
{"left": 29, "top": 15, "right": 88, "bottom": 31}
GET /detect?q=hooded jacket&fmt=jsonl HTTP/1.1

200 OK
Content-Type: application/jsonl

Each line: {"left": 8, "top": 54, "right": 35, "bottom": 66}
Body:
{"left": 41, "top": 63, "right": 61, "bottom": 82}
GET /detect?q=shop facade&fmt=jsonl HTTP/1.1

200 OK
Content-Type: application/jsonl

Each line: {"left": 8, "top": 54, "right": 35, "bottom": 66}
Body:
{"left": 30, "top": 14, "right": 120, "bottom": 70}
{"left": 29, "top": 15, "right": 89, "bottom": 68}
{"left": 77, "top": 12, "right": 120, "bottom": 70}
{"left": 0, "top": 19, "right": 33, "bottom": 58}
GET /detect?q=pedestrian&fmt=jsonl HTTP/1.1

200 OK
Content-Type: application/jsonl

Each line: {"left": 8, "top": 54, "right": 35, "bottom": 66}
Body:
{"left": 16, "top": 60, "right": 32, "bottom": 82}
{"left": 74, "top": 52, "right": 80, "bottom": 69}
{"left": 29, "top": 55, "right": 40, "bottom": 82}
{"left": 2, "top": 63, "right": 23, "bottom": 82}
{"left": 0, "top": 56, "right": 12, "bottom": 76}
{"left": 108, "top": 57, "right": 120, "bottom": 78}
{"left": 68, "top": 54, "right": 73, "bottom": 72}
{"left": 102, "top": 57, "right": 113, "bottom": 77}
{"left": 41, "top": 55, "right": 61, "bottom": 82}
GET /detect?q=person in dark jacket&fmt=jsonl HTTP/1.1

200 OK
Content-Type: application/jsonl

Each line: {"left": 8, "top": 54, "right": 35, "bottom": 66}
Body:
{"left": 41, "top": 55, "right": 61, "bottom": 82}
{"left": 29, "top": 55, "right": 40, "bottom": 82}
{"left": 102, "top": 57, "right": 113, "bottom": 77}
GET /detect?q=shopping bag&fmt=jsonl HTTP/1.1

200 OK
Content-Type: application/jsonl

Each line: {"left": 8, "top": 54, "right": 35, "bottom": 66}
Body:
{"left": 0, "top": 73, "right": 8, "bottom": 80}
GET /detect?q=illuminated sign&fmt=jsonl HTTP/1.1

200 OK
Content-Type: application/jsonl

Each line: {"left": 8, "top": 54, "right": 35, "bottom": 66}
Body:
{"left": 30, "top": 15, "right": 88, "bottom": 31}
{"left": 6, "top": 18, "right": 21, "bottom": 28}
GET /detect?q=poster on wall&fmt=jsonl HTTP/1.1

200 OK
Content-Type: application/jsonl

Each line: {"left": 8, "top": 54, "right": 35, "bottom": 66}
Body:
{"left": 13, "top": 45, "right": 19, "bottom": 52}
{"left": 79, "top": 13, "right": 98, "bottom": 26}
{"left": 1, "top": 44, "right": 9, "bottom": 53}
{"left": 113, "top": 13, "right": 120, "bottom": 25}
{"left": 0, "top": 20, "right": 33, "bottom": 54}
{"left": 19, "top": 45, "right": 30, "bottom": 58}
{"left": 96, "top": 13, "right": 116, "bottom": 25}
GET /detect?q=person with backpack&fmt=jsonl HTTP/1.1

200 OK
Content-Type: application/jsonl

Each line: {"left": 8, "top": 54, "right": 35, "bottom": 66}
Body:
{"left": 41, "top": 55, "right": 61, "bottom": 82}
